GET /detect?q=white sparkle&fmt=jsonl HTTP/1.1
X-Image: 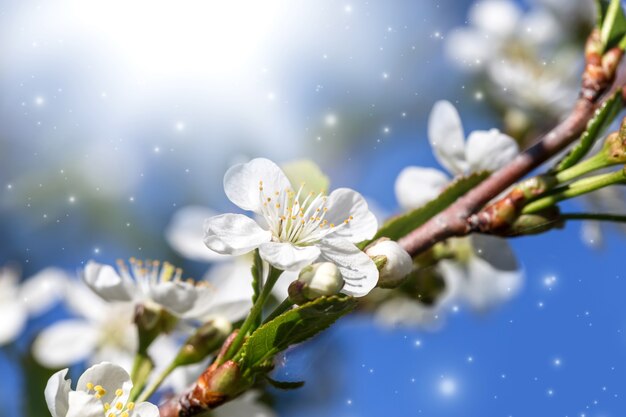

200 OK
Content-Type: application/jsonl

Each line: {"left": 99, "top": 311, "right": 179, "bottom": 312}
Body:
{"left": 439, "top": 377, "right": 457, "bottom": 397}
{"left": 175, "top": 122, "right": 185, "bottom": 132}
{"left": 6, "top": 184, "right": 12, "bottom": 190}
{"left": 68, "top": 196, "right": 76, "bottom": 204}
{"left": 414, "top": 339, "right": 422, "bottom": 347}
{"left": 553, "top": 358, "right": 562, "bottom": 367}
{"left": 324, "top": 113, "right": 338, "bottom": 126}
{"left": 34, "top": 96, "right": 45, "bottom": 106}
{"left": 93, "top": 247, "right": 100, "bottom": 254}
{"left": 543, "top": 275, "right": 557, "bottom": 289}
{"left": 344, "top": 4, "right": 352, "bottom": 13}
{"left": 474, "top": 91, "right": 484, "bottom": 101}
{"left": 382, "top": 72, "right": 389, "bottom": 79}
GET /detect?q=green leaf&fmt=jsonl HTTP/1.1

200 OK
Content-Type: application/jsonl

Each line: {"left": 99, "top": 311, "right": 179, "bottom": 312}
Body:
{"left": 554, "top": 90, "right": 624, "bottom": 172}
{"left": 600, "top": 0, "right": 626, "bottom": 50}
{"left": 265, "top": 376, "right": 306, "bottom": 390}
{"left": 238, "top": 295, "right": 357, "bottom": 373}
{"left": 367, "top": 171, "right": 490, "bottom": 243}
{"left": 282, "top": 159, "right": 330, "bottom": 196}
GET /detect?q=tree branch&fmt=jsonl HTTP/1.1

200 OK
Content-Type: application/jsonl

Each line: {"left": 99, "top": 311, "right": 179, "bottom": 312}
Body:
{"left": 399, "top": 53, "right": 626, "bottom": 257}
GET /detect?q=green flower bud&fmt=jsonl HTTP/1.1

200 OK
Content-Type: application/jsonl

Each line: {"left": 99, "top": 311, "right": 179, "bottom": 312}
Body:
{"left": 174, "top": 318, "right": 232, "bottom": 367}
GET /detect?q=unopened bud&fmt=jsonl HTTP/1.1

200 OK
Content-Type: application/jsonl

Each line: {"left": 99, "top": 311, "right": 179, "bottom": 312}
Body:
{"left": 290, "top": 262, "right": 343, "bottom": 303}
{"left": 603, "top": 130, "right": 626, "bottom": 164}
{"left": 134, "top": 303, "right": 178, "bottom": 352}
{"left": 365, "top": 239, "right": 413, "bottom": 288}
{"left": 508, "top": 208, "right": 563, "bottom": 236}
{"left": 174, "top": 318, "right": 232, "bottom": 366}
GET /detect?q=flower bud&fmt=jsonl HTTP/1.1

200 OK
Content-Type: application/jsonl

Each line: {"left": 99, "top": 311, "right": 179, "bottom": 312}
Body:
{"left": 365, "top": 239, "right": 413, "bottom": 288}
{"left": 174, "top": 318, "right": 232, "bottom": 366}
{"left": 603, "top": 130, "right": 626, "bottom": 164}
{"left": 290, "top": 262, "right": 344, "bottom": 302}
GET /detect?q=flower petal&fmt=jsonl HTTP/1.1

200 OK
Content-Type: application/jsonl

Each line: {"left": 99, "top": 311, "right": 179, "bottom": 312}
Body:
{"left": 32, "top": 319, "right": 99, "bottom": 368}
{"left": 132, "top": 402, "right": 161, "bottom": 417}
{"left": 428, "top": 100, "right": 468, "bottom": 175}
{"left": 147, "top": 281, "right": 199, "bottom": 316}
{"left": 44, "top": 368, "right": 71, "bottom": 417}
{"left": 65, "top": 391, "right": 103, "bottom": 417}
{"left": 259, "top": 242, "right": 321, "bottom": 271}
{"left": 469, "top": 0, "right": 521, "bottom": 37}
{"left": 470, "top": 234, "right": 518, "bottom": 271}
{"left": 204, "top": 214, "right": 271, "bottom": 256}
{"left": 318, "top": 239, "right": 378, "bottom": 297}
{"left": 438, "top": 257, "right": 523, "bottom": 311}
{"left": 466, "top": 129, "right": 519, "bottom": 173}
{"left": 375, "top": 297, "right": 446, "bottom": 330}
{"left": 83, "top": 261, "right": 134, "bottom": 302}
{"left": 394, "top": 166, "right": 450, "bottom": 210}
{"left": 224, "top": 158, "right": 292, "bottom": 212}
{"left": 20, "top": 267, "right": 69, "bottom": 316}
{"left": 166, "top": 205, "right": 228, "bottom": 262}
{"left": 324, "top": 188, "right": 378, "bottom": 242}
{"left": 271, "top": 270, "right": 298, "bottom": 301}
{"left": 0, "top": 301, "right": 26, "bottom": 345}
{"left": 199, "top": 262, "right": 254, "bottom": 322}
{"left": 76, "top": 362, "right": 132, "bottom": 407}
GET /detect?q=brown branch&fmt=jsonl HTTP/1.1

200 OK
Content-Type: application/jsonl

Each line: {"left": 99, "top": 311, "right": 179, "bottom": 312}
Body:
{"left": 399, "top": 41, "right": 626, "bottom": 257}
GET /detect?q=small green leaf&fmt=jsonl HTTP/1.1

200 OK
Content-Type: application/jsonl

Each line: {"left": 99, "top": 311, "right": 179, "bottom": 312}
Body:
{"left": 238, "top": 295, "right": 357, "bottom": 373}
{"left": 368, "top": 171, "right": 490, "bottom": 243}
{"left": 282, "top": 159, "right": 330, "bottom": 196}
{"left": 554, "top": 90, "right": 624, "bottom": 172}
{"left": 600, "top": 0, "right": 626, "bottom": 51}
{"left": 265, "top": 376, "right": 306, "bottom": 390}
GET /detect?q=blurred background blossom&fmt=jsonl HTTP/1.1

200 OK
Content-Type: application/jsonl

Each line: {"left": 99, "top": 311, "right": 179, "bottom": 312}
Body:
{"left": 3, "top": 1, "right": 626, "bottom": 416}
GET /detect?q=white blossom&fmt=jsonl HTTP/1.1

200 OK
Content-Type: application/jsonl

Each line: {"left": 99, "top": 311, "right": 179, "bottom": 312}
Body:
{"left": 204, "top": 158, "right": 379, "bottom": 297}
{"left": 395, "top": 100, "right": 518, "bottom": 209}
{"left": 45, "top": 362, "right": 159, "bottom": 417}
{"left": 83, "top": 259, "right": 225, "bottom": 319}
{"left": 386, "top": 101, "right": 522, "bottom": 327}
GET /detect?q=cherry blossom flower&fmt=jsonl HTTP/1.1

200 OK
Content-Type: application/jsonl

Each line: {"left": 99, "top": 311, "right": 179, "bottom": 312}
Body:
{"left": 203, "top": 157, "right": 379, "bottom": 297}
{"left": 385, "top": 101, "right": 522, "bottom": 327}
{"left": 395, "top": 100, "right": 518, "bottom": 209}
{"left": 83, "top": 259, "right": 231, "bottom": 319}
{"left": 45, "top": 362, "right": 159, "bottom": 417}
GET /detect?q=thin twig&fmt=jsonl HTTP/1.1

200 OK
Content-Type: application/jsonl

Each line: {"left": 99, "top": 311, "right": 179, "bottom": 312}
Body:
{"left": 399, "top": 58, "right": 626, "bottom": 257}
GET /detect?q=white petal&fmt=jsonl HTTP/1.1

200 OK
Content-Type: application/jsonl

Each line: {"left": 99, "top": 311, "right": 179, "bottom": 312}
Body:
{"left": 0, "top": 301, "right": 27, "bottom": 345}
{"left": 76, "top": 362, "right": 132, "bottom": 406}
{"left": 66, "top": 391, "right": 103, "bottom": 417}
{"left": 44, "top": 368, "right": 71, "bottom": 417}
{"left": 132, "top": 402, "right": 161, "bottom": 417}
{"left": 470, "top": 234, "right": 518, "bottom": 272}
{"left": 466, "top": 129, "right": 519, "bottom": 173}
{"left": 64, "top": 281, "right": 110, "bottom": 323}
{"left": 83, "top": 261, "right": 134, "bottom": 302}
{"left": 259, "top": 242, "right": 321, "bottom": 271}
{"left": 224, "top": 157, "right": 292, "bottom": 212}
{"left": 147, "top": 281, "right": 199, "bottom": 316}
{"left": 439, "top": 257, "right": 522, "bottom": 311}
{"left": 32, "top": 320, "right": 99, "bottom": 368}
{"left": 166, "top": 206, "right": 228, "bottom": 262}
{"left": 20, "top": 267, "right": 69, "bottom": 316}
{"left": 394, "top": 166, "right": 450, "bottom": 210}
{"left": 204, "top": 214, "right": 271, "bottom": 256}
{"left": 428, "top": 100, "right": 468, "bottom": 175}
{"left": 469, "top": 0, "right": 522, "bottom": 37}
{"left": 375, "top": 297, "right": 446, "bottom": 331}
{"left": 445, "top": 28, "right": 494, "bottom": 68}
{"left": 200, "top": 262, "right": 254, "bottom": 322}
{"left": 318, "top": 239, "right": 378, "bottom": 297}
{"left": 324, "top": 188, "right": 378, "bottom": 242}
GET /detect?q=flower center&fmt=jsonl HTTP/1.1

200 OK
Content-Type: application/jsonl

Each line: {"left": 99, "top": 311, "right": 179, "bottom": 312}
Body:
{"left": 116, "top": 258, "right": 209, "bottom": 291}
{"left": 258, "top": 181, "right": 352, "bottom": 245}
{"left": 84, "top": 383, "right": 135, "bottom": 417}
